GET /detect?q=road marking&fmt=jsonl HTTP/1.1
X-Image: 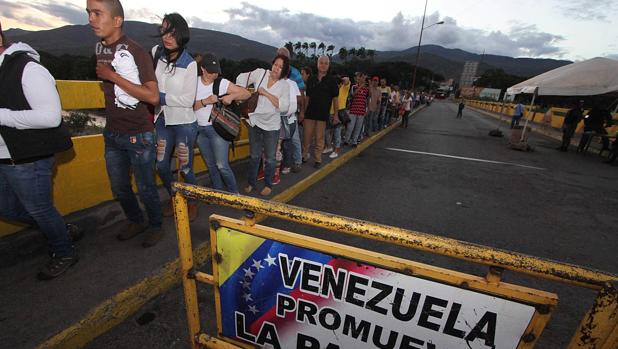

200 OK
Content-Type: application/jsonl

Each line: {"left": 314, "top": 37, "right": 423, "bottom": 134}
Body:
{"left": 385, "top": 147, "right": 546, "bottom": 170}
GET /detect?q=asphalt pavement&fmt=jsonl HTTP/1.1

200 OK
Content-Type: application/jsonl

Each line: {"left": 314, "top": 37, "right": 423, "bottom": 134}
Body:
{"left": 86, "top": 101, "right": 617, "bottom": 349}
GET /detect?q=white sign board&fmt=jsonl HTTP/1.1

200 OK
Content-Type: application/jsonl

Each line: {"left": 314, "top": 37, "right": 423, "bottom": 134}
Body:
{"left": 216, "top": 229, "right": 537, "bottom": 349}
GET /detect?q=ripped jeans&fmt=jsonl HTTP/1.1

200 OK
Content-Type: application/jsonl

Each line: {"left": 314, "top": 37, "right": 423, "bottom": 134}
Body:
{"left": 104, "top": 128, "right": 162, "bottom": 228}
{"left": 155, "top": 117, "right": 198, "bottom": 195}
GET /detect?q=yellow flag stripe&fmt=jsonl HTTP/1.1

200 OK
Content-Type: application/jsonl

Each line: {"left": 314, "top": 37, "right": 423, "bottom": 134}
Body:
{"left": 216, "top": 227, "right": 265, "bottom": 285}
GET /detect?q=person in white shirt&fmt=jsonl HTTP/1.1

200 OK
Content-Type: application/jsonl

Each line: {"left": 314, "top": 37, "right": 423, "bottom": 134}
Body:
{"left": 152, "top": 13, "right": 199, "bottom": 220}
{"left": 236, "top": 55, "right": 290, "bottom": 196}
{"left": 193, "top": 53, "right": 249, "bottom": 194}
{"left": 401, "top": 90, "right": 413, "bottom": 128}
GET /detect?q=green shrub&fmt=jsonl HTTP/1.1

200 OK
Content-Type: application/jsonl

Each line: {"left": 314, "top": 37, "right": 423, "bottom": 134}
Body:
{"left": 65, "top": 111, "right": 93, "bottom": 134}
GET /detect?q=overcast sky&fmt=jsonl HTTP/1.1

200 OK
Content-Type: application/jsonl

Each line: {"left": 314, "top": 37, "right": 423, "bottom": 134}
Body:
{"left": 1, "top": 0, "right": 617, "bottom": 61}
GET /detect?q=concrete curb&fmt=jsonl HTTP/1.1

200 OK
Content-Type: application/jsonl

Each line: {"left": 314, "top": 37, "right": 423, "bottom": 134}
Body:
{"left": 38, "top": 107, "right": 425, "bottom": 349}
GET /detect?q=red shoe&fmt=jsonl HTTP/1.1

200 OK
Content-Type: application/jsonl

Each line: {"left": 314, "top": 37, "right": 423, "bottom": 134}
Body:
{"left": 272, "top": 168, "right": 281, "bottom": 185}
{"left": 257, "top": 168, "right": 265, "bottom": 181}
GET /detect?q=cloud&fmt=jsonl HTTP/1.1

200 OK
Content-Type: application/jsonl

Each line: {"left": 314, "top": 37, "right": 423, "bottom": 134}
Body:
{"left": 3, "top": 1, "right": 567, "bottom": 58}
{"left": 183, "top": 3, "right": 565, "bottom": 58}
{"left": 558, "top": 0, "right": 617, "bottom": 21}
{"left": 0, "top": 1, "right": 84, "bottom": 28}
{"left": 0, "top": 0, "right": 28, "bottom": 20}
{"left": 28, "top": 2, "right": 87, "bottom": 25}
{"left": 125, "top": 8, "right": 161, "bottom": 23}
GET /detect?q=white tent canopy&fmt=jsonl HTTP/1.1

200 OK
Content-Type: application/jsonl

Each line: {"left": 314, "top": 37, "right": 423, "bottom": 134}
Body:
{"left": 506, "top": 57, "right": 618, "bottom": 96}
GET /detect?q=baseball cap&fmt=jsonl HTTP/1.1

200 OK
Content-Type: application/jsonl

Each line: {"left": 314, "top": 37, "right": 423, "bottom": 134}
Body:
{"left": 200, "top": 52, "right": 221, "bottom": 74}
{"left": 372, "top": 76, "right": 379, "bottom": 81}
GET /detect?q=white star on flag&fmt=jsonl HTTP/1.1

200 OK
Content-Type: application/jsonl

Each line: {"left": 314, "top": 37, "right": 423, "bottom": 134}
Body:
{"left": 248, "top": 305, "right": 259, "bottom": 315}
{"left": 252, "top": 259, "right": 264, "bottom": 270}
{"left": 239, "top": 280, "right": 251, "bottom": 289}
{"left": 242, "top": 293, "right": 253, "bottom": 302}
{"left": 243, "top": 267, "right": 255, "bottom": 278}
{"left": 264, "top": 254, "right": 277, "bottom": 267}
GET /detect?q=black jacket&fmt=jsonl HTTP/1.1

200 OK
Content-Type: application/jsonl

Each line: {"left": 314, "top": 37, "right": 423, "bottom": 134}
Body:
{"left": 0, "top": 50, "right": 72, "bottom": 161}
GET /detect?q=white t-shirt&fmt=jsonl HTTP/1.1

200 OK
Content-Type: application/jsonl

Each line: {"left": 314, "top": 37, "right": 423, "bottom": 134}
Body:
{"left": 236, "top": 68, "right": 289, "bottom": 131}
{"left": 194, "top": 78, "right": 230, "bottom": 127}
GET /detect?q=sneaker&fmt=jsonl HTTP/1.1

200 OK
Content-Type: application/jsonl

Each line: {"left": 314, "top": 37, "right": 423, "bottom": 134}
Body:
{"left": 188, "top": 202, "right": 199, "bottom": 222}
{"left": 272, "top": 170, "right": 281, "bottom": 185}
{"left": 260, "top": 186, "right": 272, "bottom": 196}
{"left": 142, "top": 227, "right": 164, "bottom": 248}
{"left": 37, "top": 253, "right": 79, "bottom": 280}
{"left": 162, "top": 200, "right": 174, "bottom": 217}
{"left": 302, "top": 154, "right": 310, "bottom": 163}
{"left": 243, "top": 185, "right": 254, "bottom": 194}
{"left": 281, "top": 167, "right": 291, "bottom": 175}
{"left": 257, "top": 169, "right": 265, "bottom": 181}
{"left": 329, "top": 151, "right": 339, "bottom": 159}
{"left": 313, "top": 162, "right": 321, "bottom": 169}
{"left": 322, "top": 147, "right": 333, "bottom": 154}
{"left": 117, "top": 221, "right": 147, "bottom": 241}
{"left": 291, "top": 165, "right": 302, "bottom": 173}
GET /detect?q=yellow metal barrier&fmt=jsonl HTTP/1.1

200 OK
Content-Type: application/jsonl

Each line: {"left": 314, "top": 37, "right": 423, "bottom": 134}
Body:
{"left": 466, "top": 100, "right": 618, "bottom": 135}
{"left": 171, "top": 183, "right": 618, "bottom": 348}
{"left": 0, "top": 80, "right": 251, "bottom": 237}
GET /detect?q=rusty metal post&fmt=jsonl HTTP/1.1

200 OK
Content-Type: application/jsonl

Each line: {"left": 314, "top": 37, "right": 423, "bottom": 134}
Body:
{"left": 568, "top": 281, "right": 618, "bottom": 348}
{"left": 173, "top": 190, "right": 201, "bottom": 349}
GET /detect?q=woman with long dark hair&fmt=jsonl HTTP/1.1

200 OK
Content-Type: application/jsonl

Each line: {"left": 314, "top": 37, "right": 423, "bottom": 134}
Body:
{"left": 153, "top": 13, "right": 199, "bottom": 227}
{"left": 236, "top": 55, "right": 290, "bottom": 196}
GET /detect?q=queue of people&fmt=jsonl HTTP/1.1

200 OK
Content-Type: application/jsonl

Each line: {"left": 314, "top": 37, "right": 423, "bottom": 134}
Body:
{"left": 0, "top": 0, "right": 426, "bottom": 280}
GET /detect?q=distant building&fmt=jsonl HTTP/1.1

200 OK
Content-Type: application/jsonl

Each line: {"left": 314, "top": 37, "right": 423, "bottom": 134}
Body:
{"left": 459, "top": 61, "right": 479, "bottom": 87}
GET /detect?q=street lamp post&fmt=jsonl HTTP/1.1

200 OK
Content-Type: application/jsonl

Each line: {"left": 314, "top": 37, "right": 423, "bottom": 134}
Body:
{"left": 411, "top": 0, "right": 444, "bottom": 93}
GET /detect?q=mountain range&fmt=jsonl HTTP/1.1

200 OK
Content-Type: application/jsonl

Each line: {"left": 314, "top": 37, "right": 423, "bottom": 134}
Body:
{"left": 5, "top": 21, "right": 572, "bottom": 81}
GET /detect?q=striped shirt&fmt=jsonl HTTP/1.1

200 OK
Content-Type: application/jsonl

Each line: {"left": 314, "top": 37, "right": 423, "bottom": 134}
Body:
{"left": 348, "top": 85, "right": 369, "bottom": 116}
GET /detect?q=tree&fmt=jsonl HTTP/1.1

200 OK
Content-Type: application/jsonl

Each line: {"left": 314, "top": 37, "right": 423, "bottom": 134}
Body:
{"left": 338, "top": 47, "right": 348, "bottom": 62}
{"left": 284, "top": 41, "right": 294, "bottom": 58}
{"left": 294, "top": 41, "right": 302, "bottom": 56}
{"left": 327, "top": 45, "right": 335, "bottom": 57}
{"left": 318, "top": 42, "right": 326, "bottom": 56}
{"left": 357, "top": 47, "right": 366, "bottom": 60}
{"left": 309, "top": 42, "right": 317, "bottom": 57}
{"left": 348, "top": 47, "right": 356, "bottom": 60}
{"left": 367, "top": 49, "right": 376, "bottom": 62}
{"left": 475, "top": 69, "right": 527, "bottom": 92}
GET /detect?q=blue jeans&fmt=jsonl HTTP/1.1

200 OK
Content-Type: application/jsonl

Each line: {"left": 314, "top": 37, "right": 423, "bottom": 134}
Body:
{"left": 196, "top": 125, "right": 238, "bottom": 193}
{"left": 368, "top": 110, "right": 379, "bottom": 132}
{"left": 248, "top": 125, "right": 279, "bottom": 188}
{"left": 155, "top": 117, "right": 198, "bottom": 195}
{"left": 282, "top": 121, "right": 298, "bottom": 168}
{"left": 345, "top": 114, "right": 365, "bottom": 145}
{"left": 104, "top": 129, "right": 162, "bottom": 228}
{"left": 324, "top": 122, "right": 342, "bottom": 149}
{"left": 292, "top": 122, "right": 302, "bottom": 166}
{"left": 378, "top": 105, "right": 388, "bottom": 129}
{"left": 0, "top": 156, "right": 74, "bottom": 257}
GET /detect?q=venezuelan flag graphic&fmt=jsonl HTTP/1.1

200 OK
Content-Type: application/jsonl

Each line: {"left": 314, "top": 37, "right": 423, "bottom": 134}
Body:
{"left": 217, "top": 227, "right": 337, "bottom": 337}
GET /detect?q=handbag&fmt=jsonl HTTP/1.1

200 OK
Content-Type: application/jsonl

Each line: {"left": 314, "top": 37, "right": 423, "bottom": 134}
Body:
{"left": 210, "top": 103, "right": 241, "bottom": 142}
{"left": 209, "top": 77, "right": 241, "bottom": 142}
{"left": 238, "top": 71, "right": 267, "bottom": 118}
